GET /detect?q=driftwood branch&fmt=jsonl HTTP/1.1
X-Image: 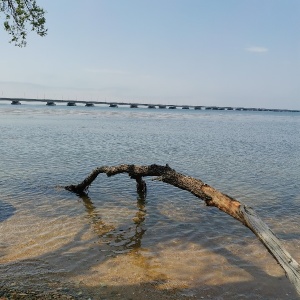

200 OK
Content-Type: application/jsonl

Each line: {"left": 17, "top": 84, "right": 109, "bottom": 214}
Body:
{"left": 65, "top": 164, "right": 300, "bottom": 296}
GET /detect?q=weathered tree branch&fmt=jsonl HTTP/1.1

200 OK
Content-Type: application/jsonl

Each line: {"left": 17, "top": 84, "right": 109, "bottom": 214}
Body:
{"left": 65, "top": 163, "right": 300, "bottom": 296}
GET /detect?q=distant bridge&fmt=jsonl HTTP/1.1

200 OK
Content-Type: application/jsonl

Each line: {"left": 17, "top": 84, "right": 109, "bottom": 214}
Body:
{"left": 0, "top": 97, "right": 299, "bottom": 113}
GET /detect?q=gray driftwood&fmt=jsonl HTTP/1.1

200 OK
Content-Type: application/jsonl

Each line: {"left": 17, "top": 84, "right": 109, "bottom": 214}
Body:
{"left": 65, "top": 164, "right": 300, "bottom": 296}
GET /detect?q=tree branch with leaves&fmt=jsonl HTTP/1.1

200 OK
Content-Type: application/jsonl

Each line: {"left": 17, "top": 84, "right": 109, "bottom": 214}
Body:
{"left": 0, "top": 0, "right": 47, "bottom": 46}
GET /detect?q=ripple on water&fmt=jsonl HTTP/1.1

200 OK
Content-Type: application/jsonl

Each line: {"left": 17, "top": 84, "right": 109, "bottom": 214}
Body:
{"left": 0, "top": 200, "right": 16, "bottom": 222}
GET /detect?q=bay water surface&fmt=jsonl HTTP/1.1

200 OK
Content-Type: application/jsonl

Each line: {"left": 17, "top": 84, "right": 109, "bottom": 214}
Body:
{"left": 0, "top": 103, "right": 299, "bottom": 299}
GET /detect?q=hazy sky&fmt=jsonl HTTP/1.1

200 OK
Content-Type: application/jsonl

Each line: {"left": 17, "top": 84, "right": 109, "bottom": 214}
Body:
{"left": 0, "top": 0, "right": 299, "bottom": 109}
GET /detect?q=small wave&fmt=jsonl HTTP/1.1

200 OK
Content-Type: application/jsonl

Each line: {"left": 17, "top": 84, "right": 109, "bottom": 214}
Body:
{"left": 0, "top": 200, "right": 16, "bottom": 222}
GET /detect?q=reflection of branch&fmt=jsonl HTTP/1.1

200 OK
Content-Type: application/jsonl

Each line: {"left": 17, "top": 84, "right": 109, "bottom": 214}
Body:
{"left": 78, "top": 192, "right": 147, "bottom": 253}
{"left": 133, "top": 194, "right": 146, "bottom": 224}
{"left": 130, "top": 195, "right": 147, "bottom": 249}
{"left": 66, "top": 164, "right": 300, "bottom": 295}
{"left": 79, "top": 193, "right": 115, "bottom": 236}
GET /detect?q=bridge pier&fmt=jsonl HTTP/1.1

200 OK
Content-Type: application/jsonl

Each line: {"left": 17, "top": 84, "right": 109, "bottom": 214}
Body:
{"left": 205, "top": 106, "right": 218, "bottom": 110}
{"left": 46, "top": 101, "right": 56, "bottom": 106}
{"left": 148, "top": 105, "right": 156, "bottom": 109}
{"left": 85, "top": 103, "right": 94, "bottom": 107}
{"left": 67, "top": 102, "right": 76, "bottom": 106}
{"left": 130, "top": 104, "right": 138, "bottom": 108}
{"left": 109, "top": 103, "right": 118, "bottom": 108}
{"left": 11, "top": 100, "right": 21, "bottom": 105}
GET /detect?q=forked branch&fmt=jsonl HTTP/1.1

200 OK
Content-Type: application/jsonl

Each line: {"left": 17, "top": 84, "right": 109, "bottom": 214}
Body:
{"left": 65, "top": 163, "right": 300, "bottom": 296}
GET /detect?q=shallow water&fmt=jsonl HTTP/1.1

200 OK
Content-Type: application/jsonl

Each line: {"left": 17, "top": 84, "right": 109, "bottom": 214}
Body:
{"left": 0, "top": 103, "right": 299, "bottom": 299}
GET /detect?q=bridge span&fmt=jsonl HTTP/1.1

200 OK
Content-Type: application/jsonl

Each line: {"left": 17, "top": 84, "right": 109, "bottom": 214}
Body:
{"left": 0, "top": 98, "right": 299, "bottom": 113}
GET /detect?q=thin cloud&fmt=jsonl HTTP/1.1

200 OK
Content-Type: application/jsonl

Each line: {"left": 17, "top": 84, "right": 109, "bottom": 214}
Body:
{"left": 245, "top": 46, "right": 269, "bottom": 53}
{"left": 84, "top": 68, "right": 129, "bottom": 75}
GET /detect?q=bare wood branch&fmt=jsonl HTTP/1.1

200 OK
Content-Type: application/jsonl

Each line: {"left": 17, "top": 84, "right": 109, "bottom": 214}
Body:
{"left": 65, "top": 163, "right": 300, "bottom": 296}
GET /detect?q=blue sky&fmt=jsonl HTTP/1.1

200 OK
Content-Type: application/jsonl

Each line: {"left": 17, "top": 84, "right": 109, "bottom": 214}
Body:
{"left": 0, "top": 0, "right": 299, "bottom": 109}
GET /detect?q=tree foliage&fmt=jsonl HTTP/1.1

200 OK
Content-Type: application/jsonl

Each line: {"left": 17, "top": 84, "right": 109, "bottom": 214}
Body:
{"left": 0, "top": 0, "right": 47, "bottom": 47}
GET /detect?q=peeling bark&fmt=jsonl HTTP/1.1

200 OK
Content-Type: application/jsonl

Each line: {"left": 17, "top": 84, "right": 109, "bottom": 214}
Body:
{"left": 65, "top": 163, "right": 300, "bottom": 296}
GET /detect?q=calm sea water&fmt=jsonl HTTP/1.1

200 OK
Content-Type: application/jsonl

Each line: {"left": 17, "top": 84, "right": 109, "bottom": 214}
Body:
{"left": 0, "top": 103, "right": 299, "bottom": 299}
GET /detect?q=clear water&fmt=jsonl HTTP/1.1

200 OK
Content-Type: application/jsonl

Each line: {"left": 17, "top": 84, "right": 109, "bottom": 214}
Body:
{"left": 0, "top": 103, "right": 299, "bottom": 299}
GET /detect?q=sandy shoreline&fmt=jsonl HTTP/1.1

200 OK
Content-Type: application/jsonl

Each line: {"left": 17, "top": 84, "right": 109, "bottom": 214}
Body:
{"left": 0, "top": 287, "right": 76, "bottom": 300}
{"left": 0, "top": 283, "right": 199, "bottom": 300}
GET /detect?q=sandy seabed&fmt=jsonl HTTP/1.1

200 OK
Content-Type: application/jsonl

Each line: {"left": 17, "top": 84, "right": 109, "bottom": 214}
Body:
{"left": 1, "top": 205, "right": 300, "bottom": 300}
